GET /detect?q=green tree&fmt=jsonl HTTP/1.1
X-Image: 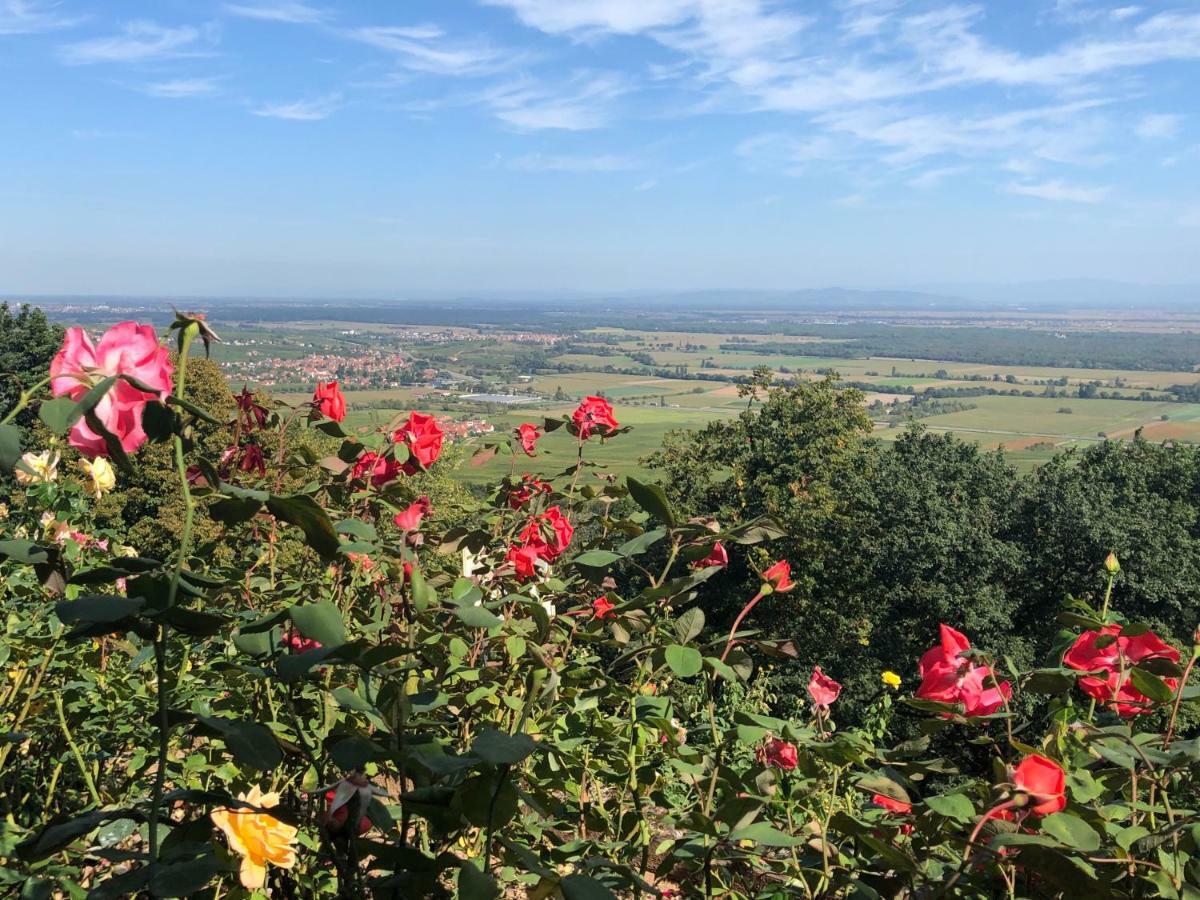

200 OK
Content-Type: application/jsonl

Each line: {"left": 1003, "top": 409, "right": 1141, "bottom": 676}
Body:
{"left": 0, "top": 303, "right": 63, "bottom": 427}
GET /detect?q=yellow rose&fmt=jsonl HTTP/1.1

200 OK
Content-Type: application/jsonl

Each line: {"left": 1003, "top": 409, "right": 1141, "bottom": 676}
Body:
{"left": 14, "top": 450, "right": 59, "bottom": 485}
{"left": 211, "top": 786, "right": 298, "bottom": 889}
{"left": 881, "top": 671, "right": 902, "bottom": 690}
{"left": 79, "top": 456, "right": 116, "bottom": 498}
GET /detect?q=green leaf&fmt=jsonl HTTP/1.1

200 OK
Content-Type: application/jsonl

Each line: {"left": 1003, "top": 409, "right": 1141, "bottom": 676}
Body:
{"left": 729, "top": 822, "right": 802, "bottom": 847}
{"left": 453, "top": 604, "right": 503, "bottom": 629}
{"left": 209, "top": 496, "right": 263, "bottom": 526}
{"left": 470, "top": 728, "right": 537, "bottom": 765}
{"left": 1131, "top": 667, "right": 1174, "bottom": 704}
{"left": 573, "top": 550, "right": 623, "bottom": 568}
{"left": 924, "top": 793, "right": 974, "bottom": 823}
{"left": 0, "top": 424, "right": 23, "bottom": 472}
{"left": 1040, "top": 813, "right": 1101, "bottom": 852}
{"left": 335, "top": 519, "right": 377, "bottom": 541}
{"left": 665, "top": 644, "right": 703, "bottom": 678}
{"left": 266, "top": 494, "right": 339, "bottom": 560}
{"left": 150, "top": 854, "right": 221, "bottom": 897}
{"left": 626, "top": 476, "right": 677, "bottom": 527}
{"left": 617, "top": 528, "right": 666, "bottom": 557}
{"left": 55, "top": 595, "right": 145, "bottom": 625}
{"left": 289, "top": 601, "right": 346, "bottom": 646}
{"left": 458, "top": 861, "right": 500, "bottom": 900}
{"left": 0, "top": 540, "right": 53, "bottom": 565}
{"left": 674, "top": 608, "right": 705, "bottom": 645}
{"left": 196, "top": 716, "right": 282, "bottom": 771}
{"left": 560, "top": 874, "right": 619, "bottom": 900}
{"left": 37, "top": 397, "right": 76, "bottom": 434}
{"left": 16, "top": 809, "right": 130, "bottom": 860}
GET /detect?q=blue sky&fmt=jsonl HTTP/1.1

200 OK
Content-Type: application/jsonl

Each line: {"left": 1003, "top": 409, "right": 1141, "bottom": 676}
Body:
{"left": 2, "top": 0, "right": 1199, "bottom": 296}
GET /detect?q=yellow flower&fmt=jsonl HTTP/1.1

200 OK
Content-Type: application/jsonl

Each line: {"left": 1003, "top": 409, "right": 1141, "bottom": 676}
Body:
{"left": 78, "top": 456, "right": 116, "bottom": 498}
{"left": 881, "top": 671, "right": 902, "bottom": 690}
{"left": 211, "top": 786, "right": 298, "bottom": 889}
{"left": 14, "top": 449, "right": 59, "bottom": 485}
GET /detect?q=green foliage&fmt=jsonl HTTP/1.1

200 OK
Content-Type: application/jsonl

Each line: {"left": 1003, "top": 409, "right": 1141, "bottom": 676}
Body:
{"left": 3, "top": 321, "right": 1200, "bottom": 899}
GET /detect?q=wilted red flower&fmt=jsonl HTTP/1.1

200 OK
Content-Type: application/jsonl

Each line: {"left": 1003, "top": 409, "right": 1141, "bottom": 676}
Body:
{"left": 518, "top": 506, "right": 574, "bottom": 561}
{"left": 235, "top": 385, "right": 269, "bottom": 431}
{"left": 517, "top": 423, "right": 541, "bottom": 456}
{"left": 392, "top": 412, "right": 444, "bottom": 474}
{"left": 239, "top": 444, "right": 266, "bottom": 477}
{"left": 916, "top": 624, "right": 1011, "bottom": 717}
{"left": 393, "top": 496, "right": 431, "bottom": 531}
{"left": 807, "top": 665, "right": 842, "bottom": 709}
{"left": 872, "top": 794, "right": 912, "bottom": 815}
{"left": 1012, "top": 754, "right": 1066, "bottom": 816}
{"left": 571, "top": 396, "right": 619, "bottom": 440}
{"left": 506, "top": 544, "right": 542, "bottom": 581}
{"left": 693, "top": 541, "right": 729, "bottom": 570}
{"left": 1063, "top": 624, "right": 1180, "bottom": 717}
{"left": 757, "top": 738, "right": 798, "bottom": 771}
{"left": 762, "top": 560, "right": 793, "bottom": 592}
{"left": 592, "top": 596, "right": 615, "bottom": 620}
{"left": 508, "top": 474, "right": 552, "bottom": 510}
{"left": 313, "top": 380, "right": 346, "bottom": 423}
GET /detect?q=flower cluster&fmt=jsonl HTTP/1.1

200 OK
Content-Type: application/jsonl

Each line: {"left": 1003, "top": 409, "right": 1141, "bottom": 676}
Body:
{"left": 1064, "top": 623, "right": 1181, "bottom": 717}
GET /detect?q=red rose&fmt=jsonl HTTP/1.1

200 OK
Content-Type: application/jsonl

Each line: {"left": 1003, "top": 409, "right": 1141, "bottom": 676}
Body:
{"left": 313, "top": 380, "right": 346, "bottom": 422}
{"left": 508, "top": 474, "right": 552, "bottom": 510}
{"left": 393, "top": 496, "right": 431, "bottom": 532}
{"left": 351, "top": 451, "right": 402, "bottom": 487}
{"left": 518, "top": 506, "right": 574, "bottom": 561}
{"left": 592, "top": 596, "right": 615, "bottom": 620}
{"left": 517, "top": 423, "right": 541, "bottom": 456}
{"left": 807, "top": 665, "right": 842, "bottom": 709}
{"left": 283, "top": 628, "right": 321, "bottom": 654}
{"left": 323, "top": 775, "right": 373, "bottom": 836}
{"left": 757, "top": 738, "right": 798, "bottom": 771}
{"left": 915, "top": 624, "right": 1012, "bottom": 717}
{"left": 50, "top": 322, "right": 174, "bottom": 458}
{"left": 872, "top": 794, "right": 912, "bottom": 815}
{"left": 1012, "top": 754, "right": 1066, "bottom": 816}
{"left": 693, "top": 541, "right": 729, "bottom": 570}
{"left": 570, "top": 396, "right": 618, "bottom": 440}
{"left": 392, "top": 412, "right": 444, "bottom": 473}
{"left": 1063, "top": 624, "right": 1180, "bottom": 717}
{"left": 506, "top": 544, "right": 543, "bottom": 581}
{"left": 762, "top": 560, "right": 793, "bottom": 592}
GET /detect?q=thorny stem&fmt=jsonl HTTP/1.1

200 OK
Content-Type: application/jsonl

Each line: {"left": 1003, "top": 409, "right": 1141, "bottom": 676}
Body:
{"left": 54, "top": 693, "right": 100, "bottom": 806}
{"left": 1163, "top": 643, "right": 1200, "bottom": 748}
{"left": 149, "top": 322, "right": 199, "bottom": 874}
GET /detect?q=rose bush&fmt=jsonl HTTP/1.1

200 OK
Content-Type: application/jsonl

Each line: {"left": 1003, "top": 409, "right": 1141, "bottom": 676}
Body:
{"left": 1, "top": 316, "right": 1200, "bottom": 897}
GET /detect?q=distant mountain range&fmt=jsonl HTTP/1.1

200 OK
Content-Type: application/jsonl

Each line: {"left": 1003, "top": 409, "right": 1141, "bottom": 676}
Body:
{"left": 12, "top": 279, "right": 1200, "bottom": 312}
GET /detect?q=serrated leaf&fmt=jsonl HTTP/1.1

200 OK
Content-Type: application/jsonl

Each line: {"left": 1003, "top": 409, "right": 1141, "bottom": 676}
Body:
{"left": 1040, "top": 813, "right": 1101, "bottom": 852}
{"left": 289, "top": 601, "right": 345, "bottom": 646}
{"left": 626, "top": 476, "right": 677, "bottom": 527}
{"left": 924, "top": 793, "right": 974, "bottom": 823}
{"left": 266, "top": 493, "right": 339, "bottom": 560}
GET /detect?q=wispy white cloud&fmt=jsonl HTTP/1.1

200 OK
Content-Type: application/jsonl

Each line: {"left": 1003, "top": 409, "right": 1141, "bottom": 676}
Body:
{"left": 907, "top": 165, "right": 969, "bottom": 189}
{"left": 0, "top": 0, "right": 82, "bottom": 35}
{"left": 482, "top": 72, "right": 629, "bottom": 130}
{"left": 349, "top": 24, "right": 513, "bottom": 76}
{"left": 1135, "top": 113, "right": 1182, "bottom": 140}
{"left": 59, "top": 20, "right": 216, "bottom": 65}
{"left": 140, "top": 77, "right": 224, "bottom": 99}
{"left": 252, "top": 92, "right": 341, "bottom": 120}
{"left": 1005, "top": 179, "right": 1110, "bottom": 203}
{"left": 479, "top": 0, "right": 696, "bottom": 36}
{"left": 635, "top": 178, "right": 658, "bottom": 191}
{"left": 508, "top": 152, "right": 640, "bottom": 172}
{"left": 223, "top": 2, "right": 329, "bottom": 25}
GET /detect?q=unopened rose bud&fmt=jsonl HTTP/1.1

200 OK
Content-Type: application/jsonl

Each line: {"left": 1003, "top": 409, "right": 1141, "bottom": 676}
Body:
{"left": 1104, "top": 552, "right": 1120, "bottom": 575}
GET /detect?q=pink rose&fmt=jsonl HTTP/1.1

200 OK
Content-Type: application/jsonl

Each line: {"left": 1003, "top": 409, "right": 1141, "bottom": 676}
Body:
{"left": 50, "top": 322, "right": 173, "bottom": 458}
{"left": 807, "top": 665, "right": 842, "bottom": 709}
{"left": 393, "top": 496, "right": 431, "bottom": 531}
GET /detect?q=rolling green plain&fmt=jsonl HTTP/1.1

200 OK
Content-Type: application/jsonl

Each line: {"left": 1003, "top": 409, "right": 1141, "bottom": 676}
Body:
{"left": 249, "top": 321, "right": 1200, "bottom": 481}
